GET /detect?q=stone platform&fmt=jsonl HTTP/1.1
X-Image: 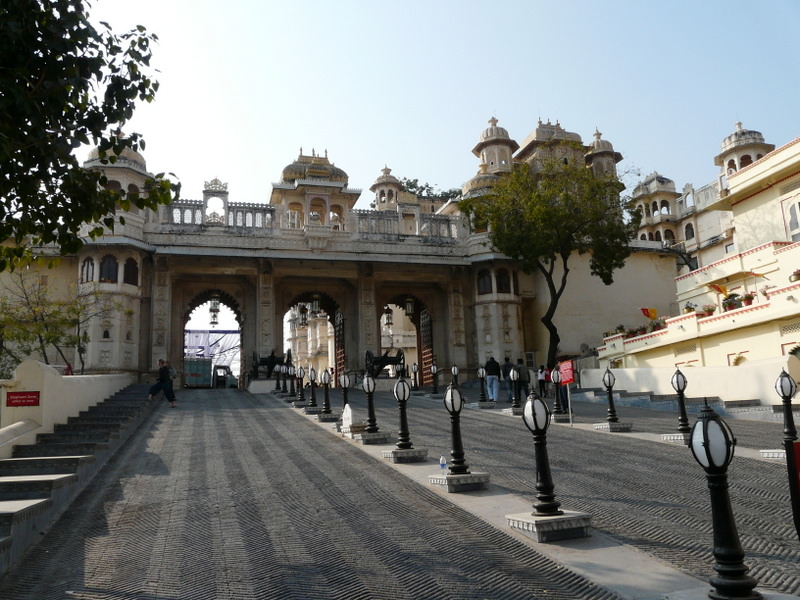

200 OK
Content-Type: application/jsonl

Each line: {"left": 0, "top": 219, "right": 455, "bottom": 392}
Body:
{"left": 428, "top": 471, "right": 490, "bottom": 493}
{"left": 506, "top": 510, "right": 592, "bottom": 542}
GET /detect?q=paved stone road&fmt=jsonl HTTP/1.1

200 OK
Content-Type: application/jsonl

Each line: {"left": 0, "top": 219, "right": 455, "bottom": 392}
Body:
{"left": 365, "top": 387, "right": 800, "bottom": 596}
{"left": 0, "top": 388, "right": 625, "bottom": 600}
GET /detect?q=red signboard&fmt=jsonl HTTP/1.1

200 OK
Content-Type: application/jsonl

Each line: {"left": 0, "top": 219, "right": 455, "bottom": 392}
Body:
{"left": 6, "top": 391, "right": 41, "bottom": 407}
{"left": 558, "top": 360, "right": 575, "bottom": 385}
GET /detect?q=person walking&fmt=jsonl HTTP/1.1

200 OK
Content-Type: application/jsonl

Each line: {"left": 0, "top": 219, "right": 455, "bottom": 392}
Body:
{"left": 501, "top": 357, "right": 514, "bottom": 401}
{"left": 149, "top": 358, "right": 177, "bottom": 407}
{"left": 484, "top": 356, "right": 501, "bottom": 402}
{"left": 537, "top": 365, "right": 547, "bottom": 397}
{"left": 516, "top": 358, "right": 530, "bottom": 399}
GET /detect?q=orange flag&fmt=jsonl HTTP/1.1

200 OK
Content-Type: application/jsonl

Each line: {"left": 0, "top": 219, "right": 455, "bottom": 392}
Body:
{"left": 640, "top": 308, "right": 657, "bottom": 320}
{"left": 708, "top": 283, "right": 728, "bottom": 296}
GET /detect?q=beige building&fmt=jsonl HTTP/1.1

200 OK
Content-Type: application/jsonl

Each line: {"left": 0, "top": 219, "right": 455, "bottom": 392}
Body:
{"left": 599, "top": 123, "right": 800, "bottom": 376}
{"left": 1, "top": 119, "right": 679, "bottom": 385}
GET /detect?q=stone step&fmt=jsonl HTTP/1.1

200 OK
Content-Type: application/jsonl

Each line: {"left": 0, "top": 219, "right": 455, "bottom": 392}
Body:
{"left": 12, "top": 441, "right": 110, "bottom": 458}
{"left": 0, "top": 474, "right": 77, "bottom": 501}
{"left": 55, "top": 422, "right": 123, "bottom": 433}
{"left": 0, "top": 456, "right": 95, "bottom": 477}
{"left": 0, "top": 499, "right": 53, "bottom": 575}
{"left": 36, "top": 431, "right": 116, "bottom": 444}
{"left": 67, "top": 415, "right": 131, "bottom": 425}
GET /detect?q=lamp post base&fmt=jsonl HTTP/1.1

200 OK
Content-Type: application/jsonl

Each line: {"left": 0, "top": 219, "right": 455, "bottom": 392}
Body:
{"left": 428, "top": 471, "right": 490, "bottom": 493}
{"left": 316, "top": 412, "right": 340, "bottom": 423}
{"left": 506, "top": 510, "right": 592, "bottom": 543}
{"left": 382, "top": 448, "right": 428, "bottom": 463}
{"left": 354, "top": 431, "right": 391, "bottom": 445}
{"left": 759, "top": 448, "right": 786, "bottom": 460}
{"left": 593, "top": 421, "right": 633, "bottom": 432}
{"left": 291, "top": 401, "right": 307, "bottom": 409}
{"left": 662, "top": 432, "right": 691, "bottom": 445}
{"left": 303, "top": 406, "right": 323, "bottom": 415}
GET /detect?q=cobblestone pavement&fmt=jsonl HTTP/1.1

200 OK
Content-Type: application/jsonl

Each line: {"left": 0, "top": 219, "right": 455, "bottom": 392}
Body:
{"left": 0, "top": 388, "right": 624, "bottom": 600}
{"left": 364, "top": 388, "right": 800, "bottom": 596}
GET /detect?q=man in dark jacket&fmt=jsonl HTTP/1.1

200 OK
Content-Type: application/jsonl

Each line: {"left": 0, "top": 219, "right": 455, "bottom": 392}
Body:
{"left": 149, "top": 358, "right": 177, "bottom": 407}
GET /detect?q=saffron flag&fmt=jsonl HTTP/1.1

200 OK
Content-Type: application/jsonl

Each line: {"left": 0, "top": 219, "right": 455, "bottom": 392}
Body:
{"left": 709, "top": 283, "right": 728, "bottom": 296}
{"left": 640, "top": 308, "right": 657, "bottom": 320}
{"left": 745, "top": 271, "right": 768, "bottom": 279}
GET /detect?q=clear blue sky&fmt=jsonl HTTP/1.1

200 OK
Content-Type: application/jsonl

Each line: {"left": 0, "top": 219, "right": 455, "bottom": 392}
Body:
{"left": 91, "top": 0, "right": 800, "bottom": 208}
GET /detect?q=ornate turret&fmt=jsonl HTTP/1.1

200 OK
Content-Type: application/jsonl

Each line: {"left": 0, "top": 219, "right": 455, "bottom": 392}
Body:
{"left": 585, "top": 129, "right": 623, "bottom": 176}
{"left": 472, "top": 117, "right": 519, "bottom": 175}
{"left": 714, "top": 122, "right": 774, "bottom": 175}
{"left": 370, "top": 166, "right": 405, "bottom": 209}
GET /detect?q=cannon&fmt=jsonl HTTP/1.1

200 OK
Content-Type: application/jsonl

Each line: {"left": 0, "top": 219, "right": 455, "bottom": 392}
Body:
{"left": 365, "top": 349, "right": 405, "bottom": 378}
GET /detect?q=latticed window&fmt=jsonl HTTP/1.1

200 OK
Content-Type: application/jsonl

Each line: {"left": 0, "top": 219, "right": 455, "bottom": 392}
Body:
{"left": 477, "top": 270, "right": 492, "bottom": 295}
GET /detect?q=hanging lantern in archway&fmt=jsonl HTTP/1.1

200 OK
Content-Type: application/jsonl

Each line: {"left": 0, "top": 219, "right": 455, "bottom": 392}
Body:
{"left": 383, "top": 305, "right": 393, "bottom": 326}
{"left": 209, "top": 294, "right": 220, "bottom": 327}
{"left": 405, "top": 297, "right": 414, "bottom": 315}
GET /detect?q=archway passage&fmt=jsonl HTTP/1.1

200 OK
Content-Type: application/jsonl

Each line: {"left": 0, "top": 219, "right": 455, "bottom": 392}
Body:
{"left": 184, "top": 290, "right": 242, "bottom": 388}
{"left": 284, "top": 290, "right": 341, "bottom": 382}
{"left": 380, "top": 294, "right": 430, "bottom": 383}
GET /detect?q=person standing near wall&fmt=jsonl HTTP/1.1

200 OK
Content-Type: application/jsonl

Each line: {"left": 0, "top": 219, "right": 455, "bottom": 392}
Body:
{"left": 516, "top": 358, "right": 530, "bottom": 398}
{"left": 501, "top": 357, "right": 513, "bottom": 401}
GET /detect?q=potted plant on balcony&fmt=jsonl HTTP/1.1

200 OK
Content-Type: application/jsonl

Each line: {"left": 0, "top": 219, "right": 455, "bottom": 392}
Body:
{"left": 791, "top": 269, "right": 800, "bottom": 283}
{"left": 701, "top": 304, "right": 716, "bottom": 317}
{"left": 742, "top": 292, "right": 755, "bottom": 306}
{"left": 722, "top": 293, "right": 741, "bottom": 311}
{"left": 683, "top": 301, "right": 697, "bottom": 314}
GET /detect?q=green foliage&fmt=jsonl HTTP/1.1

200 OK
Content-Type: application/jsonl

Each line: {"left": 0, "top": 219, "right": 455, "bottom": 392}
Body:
{"left": 0, "top": 0, "right": 179, "bottom": 271}
{"left": 400, "top": 178, "right": 460, "bottom": 201}
{"left": 461, "top": 157, "right": 640, "bottom": 365}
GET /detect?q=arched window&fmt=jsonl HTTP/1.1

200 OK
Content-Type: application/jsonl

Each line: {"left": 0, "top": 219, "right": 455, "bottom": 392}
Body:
{"left": 648, "top": 232, "right": 654, "bottom": 241}
{"left": 651, "top": 201, "right": 659, "bottom": 216}
{"left": 727, "top": 159, "right": 737, "bottom": 174}
{"left": 80, "top": 257, "right": 95, "bottom": 283}
{"left": 664, "top": 229, "right": 675, "bottom": 241}
{"left": 659, "top": 200, "right": 671, "bottom": 214}
{"left": 496, "top": 268, "right": 511, "bottom": 293}
{"left": 99, "top": 255, "right": 118, "bottom": 283}
{"left": 740, "top": 155, "right": 753, "bottom": 168}
{"left": 102, "top": 329, "right": 110, "bottom": 339}
{"left": 685, "top": 223, "right": 695, "bottom": 240}
{"left": 123, "top": 258, "right": 138, "bottom": 285}
{"left": 654, "top": 230, "right": 662, "bottom": 242}
{"left": 640, "top": 234, "right": 647, "bottom": 241}
{"left": 477, "top": 269, "right": 492, "bottom": 295}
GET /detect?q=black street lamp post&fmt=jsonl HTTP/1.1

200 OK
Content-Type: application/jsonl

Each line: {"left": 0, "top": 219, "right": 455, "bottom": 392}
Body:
{"left": 774, "top": 370, "right": 800, "bottom": 541}
{"left": 321, "top": 368, "right": 331, "bottom": 414}
{"left": 671, "top": 368, "right": 690, "bottom": 435}
{"left": 363, "top": 374, "right": 379, "bottom": 433}
{"left": 689, "top": 401, "right": 761, "bottom": 600}
{"left": 394, "top": 377, "right": 413, "bottom": 450}
{"left": 308, "top": 367, "right": 317, "bottom": 408}
{"left": 274, "top": 363, "right": 281, "bottom": 391}
{"left": 411, "top": 362, "right": 419, "bottom": 390}
{"left": 339, "top": 372, "right": 351, "bottom": 408}
{"left": 522, "top": 393, "right": 563, "bottom": 516}
{"left": 443, "top": 384, "right": 469, "bottom": 475}
{"left": 451, "top": 364, "right": 459, "bottom": 387}
{"left": 431, "top": 364, "right": 439, "bottom": 394}
{"left": 296, "top": 366, "right": 305, "bottom": 404}
{"left": 602, "top": 368, "right": 619, "bottom": 423}
{"left": 477, "top": 367, "right": 487, "bottom": 402}
{"left": 281, "top": 364, "right": 288, "bottom": 393}
{"left": 510, "top": 366, "right": 520, "bottom": 410}
{"left": 551, "top": 367, "right": 563, "bottom": 414}
{"left": 288, "top": 365, "right": 296, "bottom": 397}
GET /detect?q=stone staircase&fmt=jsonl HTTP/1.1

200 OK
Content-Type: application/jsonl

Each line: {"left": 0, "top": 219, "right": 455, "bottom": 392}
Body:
{"left": 0, "top": 384, "right": 154, "bottom": 576}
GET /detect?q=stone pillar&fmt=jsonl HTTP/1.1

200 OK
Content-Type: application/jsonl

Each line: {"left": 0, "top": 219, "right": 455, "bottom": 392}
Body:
{"left": 257, "top": 260, "right": 275, "bottom": 358}
{"left": 448, "top": 267, "right": 468, "bottom": 369}
{"left": 150, "top": 257, "right": 171, "bottom": 369}
{"left": 358, "top": 263, "right": 377, "bottom": 367}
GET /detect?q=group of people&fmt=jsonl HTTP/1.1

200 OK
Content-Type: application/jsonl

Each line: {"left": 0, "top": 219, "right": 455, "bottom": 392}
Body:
{"left": 483, "top": 358, "right": 558, "bottom": 403}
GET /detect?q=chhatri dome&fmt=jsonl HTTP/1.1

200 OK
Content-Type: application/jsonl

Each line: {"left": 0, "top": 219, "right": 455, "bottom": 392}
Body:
{"left": 280, "top": 148, "right": 348, "bottom": 184}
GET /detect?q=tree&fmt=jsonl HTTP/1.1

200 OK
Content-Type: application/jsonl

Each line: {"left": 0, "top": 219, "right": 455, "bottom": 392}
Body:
{"left": 0, "top": 0, "right": 179, "bottom": 272}
{"left": 400, "top": 178, "right": 460, "bottom": 202}
{"left": 0, "top": 259, "right": 118, "bottom": 377}
{"left": 460, "top": 158, "right": 641, "bottom": 367}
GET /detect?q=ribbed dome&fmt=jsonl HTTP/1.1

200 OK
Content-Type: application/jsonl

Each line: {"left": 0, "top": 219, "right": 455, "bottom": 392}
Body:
{"left": 720, "top": 122, "right": 767, "bottom": 153}
{"left": 473, "top": 117, "right": 519, "bottom": 157}
{"left": 86, "top": 142, "right": 146, "bottom": 170}
{"left": 369, "top": 166, "right": 402, "bottom": 192}
{"left": 281, "top": 150, "right": 348, "bottom": 184}
{"left": 589, "top": 129, "right": 613, "bottom": 151}
{"left": 462, "top": 163, "right": 500, "bottom": 197}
